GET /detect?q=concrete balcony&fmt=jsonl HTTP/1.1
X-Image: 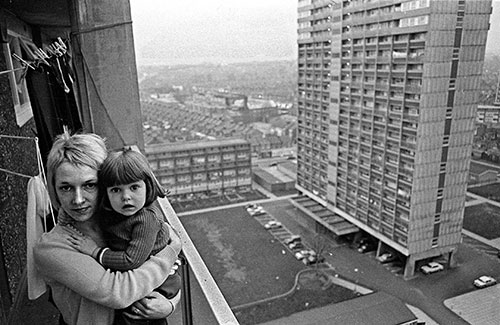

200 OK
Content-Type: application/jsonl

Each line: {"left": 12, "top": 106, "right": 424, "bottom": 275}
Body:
{"left": 157, "top": 197, "right": 239, "bottom": 325}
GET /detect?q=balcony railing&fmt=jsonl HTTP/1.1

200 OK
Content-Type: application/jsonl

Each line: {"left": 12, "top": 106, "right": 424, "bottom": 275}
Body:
{"left": 157, "top": 197, "right": 239, "bottom": 325}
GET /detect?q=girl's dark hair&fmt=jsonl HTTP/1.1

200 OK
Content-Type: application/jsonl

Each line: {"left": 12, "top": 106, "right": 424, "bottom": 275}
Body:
{"left": 98, "top": 148, "right": 166, "bottom": 210}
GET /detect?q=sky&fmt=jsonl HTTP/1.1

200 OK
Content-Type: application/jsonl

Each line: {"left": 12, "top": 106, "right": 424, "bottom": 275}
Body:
{"left": 130, "top": 0, "right": 500, "bottom": 66}
{"left": 130, "top": 0, "right": 297, "bottom": 66}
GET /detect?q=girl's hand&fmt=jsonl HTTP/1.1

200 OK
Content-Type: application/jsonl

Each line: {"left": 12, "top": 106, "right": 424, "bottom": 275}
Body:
{"left": 166, "top": 223, "right": 182, "bottom": 255}
{"left": 63, "top": 225, "right": 100, "bottom": 256}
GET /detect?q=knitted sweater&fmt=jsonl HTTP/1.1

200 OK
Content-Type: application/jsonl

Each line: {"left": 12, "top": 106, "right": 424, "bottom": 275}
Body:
{"left": 101, "top": 202, "right": 170, "bottom": 271}
{"left": 34, "top": 224, "right": 178, "bottom": 325}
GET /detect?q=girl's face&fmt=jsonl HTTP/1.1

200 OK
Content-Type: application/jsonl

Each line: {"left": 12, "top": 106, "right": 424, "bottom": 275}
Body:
{"left": 107, "top": 180, "right": 147, "bottom": 217}
{"left": 55, "top": 162, "right": 99, "bottom": 223}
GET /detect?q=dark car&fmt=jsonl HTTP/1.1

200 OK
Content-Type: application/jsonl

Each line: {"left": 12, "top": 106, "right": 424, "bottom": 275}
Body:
{"left": 284, "top": 235, "right": 301, "bottom": 245}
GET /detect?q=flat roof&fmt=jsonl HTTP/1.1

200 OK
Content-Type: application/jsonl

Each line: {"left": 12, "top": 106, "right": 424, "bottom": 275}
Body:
{"left": 253, "top": 167, "right": 294, "bottom": 184}
{"left": 318, "top": 292, "right": 417, "bottom": 325}
{"left": 145, "top": 138, "right": 249, "bottom": 154}
{"left": 470, "top": 161, "right": 500, "bottom": 174}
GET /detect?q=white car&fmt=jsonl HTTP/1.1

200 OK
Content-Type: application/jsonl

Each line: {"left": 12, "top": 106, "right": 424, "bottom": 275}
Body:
{"left": 288, "top": 242, "right": 304, "bottom": 250}
{"left": 377, "top": 252, "right": 396, "bottom": 263}
{"left": 249, "top": 208, "right": 266, "bottom": 216}
{"left": 474, "top": 276, "right": 497, "bottom": 288}
{"left": 294, "top": 249, "right": 316, "bottom": 260}
{"left": 420, "top": 262, "right": 444, "bottom": 275}
{"left": 264, "top": 221, "right": 282, "bottom": 229}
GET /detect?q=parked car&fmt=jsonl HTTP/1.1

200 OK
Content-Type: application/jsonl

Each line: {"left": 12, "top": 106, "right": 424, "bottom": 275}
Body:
{"left": 248, "top": 206, "right": 266, "bottom": 216}
{"left": 264, "top": 221, "right": 282, "bottom": 230}
{"left": 302, "top": 254, "right": 325, "bottom": 265}
{"left": 288, "top": 242, "right": 304, "bottom": 250}
{"left": 245, "top": 203, "right": 259, "bottom": 210}
{"left": 377, "top": 252, "right": 396, "bottom": 263}
{"left": 474, "top": 275, "right": 497, "bottom": 288}
{"left": 250, "top": 210, "right": 266, "bottom": 216}
{"left": 420, "top": 262, "right": 444, "bottom": 275}
{"left": 285, "top": 235, "right": 301, "bottom": 245}
{"left": 294, "top": 249, "right": 316, "bottom": 260}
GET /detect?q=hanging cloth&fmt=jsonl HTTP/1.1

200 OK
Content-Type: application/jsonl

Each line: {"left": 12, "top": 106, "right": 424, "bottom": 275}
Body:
{"left": 26, "top": 139, "right": 55, "bottom": 300}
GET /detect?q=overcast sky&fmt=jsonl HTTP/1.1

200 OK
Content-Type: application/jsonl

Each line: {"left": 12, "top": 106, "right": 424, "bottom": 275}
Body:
{"left": 130, "top": 0, "right": 297, "bottom": 66}
{"left": 130, "top": 0, "right": 500, "bottom": 66}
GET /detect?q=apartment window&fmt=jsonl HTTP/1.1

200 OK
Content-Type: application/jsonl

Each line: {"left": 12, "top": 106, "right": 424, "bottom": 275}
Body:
{"left": 402, "top": 0, "right": 430, "bottom": 11}
{"left": 431, "top": 237, "right": 439, "bottom": 248}
{"left": 400, "top": 15, "right": 429, "bottom": 28}
{"left": 449, "top": 79, "right": 456, "bottom": 89}
{"left": 440, "top": 162, "right": 447, "bottom": 172}
{"left": 159, "top": 159, "right": 174, "bottom": 168}
{"left": 443, "top": 135, "right": 450, "bottom": 146}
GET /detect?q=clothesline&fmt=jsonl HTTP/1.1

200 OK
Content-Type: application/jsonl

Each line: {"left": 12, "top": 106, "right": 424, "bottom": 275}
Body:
{"left": 0, "top": 134, "right": 37, "bottom": 140}
{"left": 0, "top": 134, "right": 40, "bottom": 178}
{"left": 0, "top": 66, "right": 28, "bottom": 76}
{"left": 0, "top": 167, "right": 32, "bottom": 179}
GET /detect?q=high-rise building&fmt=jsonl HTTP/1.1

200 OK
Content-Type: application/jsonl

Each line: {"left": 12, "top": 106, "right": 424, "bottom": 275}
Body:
{"left": 297, "top": 0, "right": 492, "bottom": 278}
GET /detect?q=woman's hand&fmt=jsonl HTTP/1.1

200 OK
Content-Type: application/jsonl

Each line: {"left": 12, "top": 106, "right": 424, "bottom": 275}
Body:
{"left": 124, "top": 291, "right": 181, "bottom": 320}
{"left": 63, "top": 225, "right": 100, "bottom": 257}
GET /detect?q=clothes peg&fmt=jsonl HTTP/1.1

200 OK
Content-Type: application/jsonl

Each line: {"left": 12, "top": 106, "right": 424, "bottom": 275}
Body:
{"left": 44, "top": 46, "right": 55, "bottom": 57}
{"left": 57, "top": 37, "right": 67, "bottom": 50}
{"left": 37, "top": 48, "right": 50, "bottom": 59}
{"left": 33, "top": 49, "right": 50, "bottom": 66}
{"left": 52, "top": 43, "right": 64, "bottom": 56}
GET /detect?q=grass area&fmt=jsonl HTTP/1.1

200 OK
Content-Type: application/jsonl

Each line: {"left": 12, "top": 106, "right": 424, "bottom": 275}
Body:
{"left": 180, "top": 206, "right": 360, "bottom": 324}
{"left": 234, "top": 270, "right": 361, "bottom": 325}
{"left": 181, "top": 206, "right": 305, "bottom": 305}
{"left": 463, "top": 203, "right": 500, "bottom": 239}
{"left": 467, "top": 183, "right": 500, "bottom": 202}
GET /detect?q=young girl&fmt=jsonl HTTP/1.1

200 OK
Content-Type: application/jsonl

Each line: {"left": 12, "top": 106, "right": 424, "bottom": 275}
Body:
{"left": 67, "top": 148, "right": 181, "bottom": 325}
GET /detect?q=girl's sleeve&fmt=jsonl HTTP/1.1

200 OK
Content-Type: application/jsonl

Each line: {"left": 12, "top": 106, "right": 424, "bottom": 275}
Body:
{"left": 34, "top": 231, "right": 179, "bottom": 309}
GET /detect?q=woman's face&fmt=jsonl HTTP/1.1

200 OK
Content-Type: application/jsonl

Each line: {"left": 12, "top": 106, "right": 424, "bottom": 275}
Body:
{"left": 54, "top": 162, "right": 99, "bottom": 223}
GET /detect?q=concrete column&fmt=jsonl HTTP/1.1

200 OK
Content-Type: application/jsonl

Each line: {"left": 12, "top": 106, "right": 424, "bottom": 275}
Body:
{"left": 403, "top": 255, "right": 416, "bottom": 279}
{"left": 449, "top": 250, "right": 458, "bottom": 268}
{"left": 69, "top": 0, "right": 144, "bottom": 151}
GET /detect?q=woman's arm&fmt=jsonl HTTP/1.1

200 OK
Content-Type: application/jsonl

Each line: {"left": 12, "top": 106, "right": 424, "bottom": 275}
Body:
{"left": 34, "top": 224, "right": 181, "bottom": 309}
{"left": 124, "top": 290, "right": 181, "bottom": 320}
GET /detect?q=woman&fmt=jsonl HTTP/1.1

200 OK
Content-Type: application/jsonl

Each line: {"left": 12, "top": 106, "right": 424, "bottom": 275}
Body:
{"left": 33, "top": 132, "right": 181, "bottom": 324}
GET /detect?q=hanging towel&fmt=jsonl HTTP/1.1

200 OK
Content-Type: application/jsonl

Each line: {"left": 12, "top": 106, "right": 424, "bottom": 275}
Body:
{"left": 26, "top": 174, "right": 51, "bottom": 300}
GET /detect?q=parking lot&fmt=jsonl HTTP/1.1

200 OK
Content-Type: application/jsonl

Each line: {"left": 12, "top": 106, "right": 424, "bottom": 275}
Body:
{"left": 247, "top": 204, "right": 327, "bottom": 266}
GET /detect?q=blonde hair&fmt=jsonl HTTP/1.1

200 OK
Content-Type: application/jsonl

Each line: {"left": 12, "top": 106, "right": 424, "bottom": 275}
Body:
{"left": 46, "top": 132, "right": 107, "bottom": 209}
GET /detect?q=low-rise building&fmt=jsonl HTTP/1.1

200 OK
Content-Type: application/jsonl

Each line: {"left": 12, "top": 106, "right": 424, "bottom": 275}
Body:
{"left": 477, "top": 104, "right": 500, "bottom": 124}
{"left": 146, "top": 139, "right": 252, "bottom": 199}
